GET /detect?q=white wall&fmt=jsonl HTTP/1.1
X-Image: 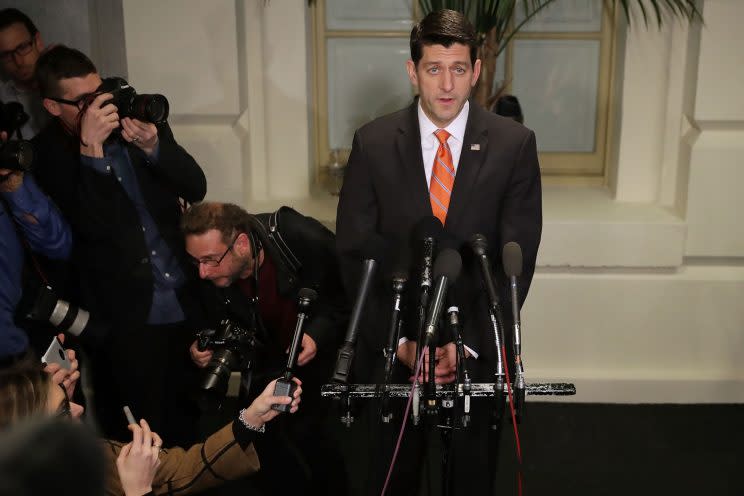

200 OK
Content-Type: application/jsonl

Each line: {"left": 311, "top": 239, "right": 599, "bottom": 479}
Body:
{"left": 87, "top": 0, "right": 744, "bottom": 403}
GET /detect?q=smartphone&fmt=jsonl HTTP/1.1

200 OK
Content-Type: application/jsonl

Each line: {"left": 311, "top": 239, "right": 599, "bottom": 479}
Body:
{"left": 123, "top": 405, "right": 137, "bottom": 426}
{"left": 41, "top": 336, "right": 72, "bottom": 370}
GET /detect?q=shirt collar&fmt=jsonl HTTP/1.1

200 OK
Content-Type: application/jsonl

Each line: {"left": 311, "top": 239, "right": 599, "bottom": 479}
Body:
{"left": 417, "top": 99, "right": 470, "bottom": 143}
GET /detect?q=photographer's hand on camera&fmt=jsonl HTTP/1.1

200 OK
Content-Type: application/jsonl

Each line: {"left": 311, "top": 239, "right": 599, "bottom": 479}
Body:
{"left": 79, "top": 92, "right": 119, "bottom": 158}
{"left": 240, "top": 378, "right": 302, "bottom": 430}
{"left": 121, "top": 117, "right": 158, "bottom": 157}
{"left": 189, "top": 339, "right": 213, "bottom": 368}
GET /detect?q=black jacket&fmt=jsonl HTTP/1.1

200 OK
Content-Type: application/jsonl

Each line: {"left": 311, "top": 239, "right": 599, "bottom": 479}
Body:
{"left": 31, "top": 119, "right": 207, "bottom": 333}
{"left": 198, "top": 206, "right": 347, "bottom": 356}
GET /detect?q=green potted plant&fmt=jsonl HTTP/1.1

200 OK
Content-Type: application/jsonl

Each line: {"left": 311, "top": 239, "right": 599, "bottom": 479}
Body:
{"left": 418, "top": 0, "right": 702, "bottom": 109}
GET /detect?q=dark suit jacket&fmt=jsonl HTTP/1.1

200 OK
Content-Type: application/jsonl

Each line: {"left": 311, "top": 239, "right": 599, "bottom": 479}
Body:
{"left": 336, "top": 100, "right": 542, "bottom": 371}
{"left": 31, "top": 119, "right": 206, "bottom": 333}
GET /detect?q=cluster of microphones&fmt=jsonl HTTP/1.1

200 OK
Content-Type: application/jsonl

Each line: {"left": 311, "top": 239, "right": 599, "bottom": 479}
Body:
{"left": 324, "top": 216, "right": 528, "bottom": 428}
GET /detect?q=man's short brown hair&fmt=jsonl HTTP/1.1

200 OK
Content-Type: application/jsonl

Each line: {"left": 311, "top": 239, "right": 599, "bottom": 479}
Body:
{"left": 181, "top": 201, "right": 254, "bottom": 246}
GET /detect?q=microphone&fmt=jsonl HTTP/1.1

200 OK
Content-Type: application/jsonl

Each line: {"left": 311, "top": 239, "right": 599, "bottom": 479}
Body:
{"left": 380, "top": 246, "right": 409, "bottom": 422}
{"left": 470, "top": 234, "right": 500, "bottom": 310}
{"left": 503, "top": 241, "right": 525, "bottom": 421}
{"left": 412, "top": 217, "right": 444, "bottom": 345}
{"left": 272, "top": 288, "right": 318, "bottom": 411}
{"left": 446, "top": 291, "right": 471, "bottom": 427}
{"left": 332, "top": 236, "right": 388, "bottom": 384}
{"left": 423, "top": 248, "right": 462, "bottom": 347}
{"left": 470, "top": 234, "right": 508, "bottom": 429}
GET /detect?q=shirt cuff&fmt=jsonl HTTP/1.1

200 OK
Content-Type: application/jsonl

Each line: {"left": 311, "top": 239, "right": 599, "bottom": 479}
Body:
{"left": 231, "top": 419, "right": 259, "bottom": 450}
{"left": 463, "top": 345, "right": 478, "bottom": 360}
{"left": 79, "top": 154, "right": 111, "bottom": 175}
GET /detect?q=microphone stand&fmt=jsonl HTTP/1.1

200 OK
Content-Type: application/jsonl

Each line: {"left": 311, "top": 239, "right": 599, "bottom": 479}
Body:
{"left": 510, "top": 276, "right": 526, "bottom": 423}
{"left": 380, "top": 275, "right": 406, "bottom": 423}
{"left": 272, "top": 289, "right": 317, "bottom": 411}
{"left": 413, "top": 236, "right": 434, "bottom": 425}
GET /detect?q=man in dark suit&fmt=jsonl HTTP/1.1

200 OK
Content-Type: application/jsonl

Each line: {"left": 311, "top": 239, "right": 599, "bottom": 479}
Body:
{"left": 336, "top": 9, "right": 542, "bottom": 494}
{"left": 30, "top": 45, "right": 207, "bottom": 447}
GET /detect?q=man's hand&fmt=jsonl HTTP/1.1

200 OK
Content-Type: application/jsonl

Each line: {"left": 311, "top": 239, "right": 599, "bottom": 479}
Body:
{"left": 121, "top": 117, "right": 158, "bottom": 156}
{"left": 0, "top": 168, "right": 23, "bottom": 193}
{"left": 116, "top": 419, "right": 162, "bottom": 496}
{"left": 79, "top": 93, "right": 119, "bottom": 157}
{"left": 433, "top": 342, "right": 461, "bottom": 384}
{"left": 294, "top": 334, "right": 317, "bottom": 366}
{"left": 240, "top": 377, "right": 302, "bottom": 429}
{"left": 43, "top": 334, "right": 80, "bottom": 397}
{"left": 189, "top": 340, "right": 213, "bottom": 368}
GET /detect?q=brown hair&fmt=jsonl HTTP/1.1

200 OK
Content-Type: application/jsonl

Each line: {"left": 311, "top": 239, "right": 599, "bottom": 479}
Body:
{"left": 181, "top": 201, "right": 255, "bottom": 246}
{"left": 0, "top": 365, "right": 51, "bottom": 430}
{"left": 410, "top": 9, "right": 478, "bottom": 67}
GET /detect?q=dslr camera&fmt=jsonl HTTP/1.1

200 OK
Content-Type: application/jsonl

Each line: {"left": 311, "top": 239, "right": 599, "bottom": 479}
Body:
{"left": 96, "top": 77, "right": 170, "bottom": 124}
{"left": 195, "top": 319, "right": 257, "bottom": 404}
{"left": 0, "top": 100, "right": 33, "bottom": 173}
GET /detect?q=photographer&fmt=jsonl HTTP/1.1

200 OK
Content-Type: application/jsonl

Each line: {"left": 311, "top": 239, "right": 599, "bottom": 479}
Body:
{"left": 0, "top": 8, "right": 49, "bottom": 138}
{"left": 0, "top": 154, "right": 71, "bottom": 364}
{"left": 30, "top": 45, "right": 207, "bottom": 448}
{"left": 182, "top": 201, "right": 348, "bottom": 495}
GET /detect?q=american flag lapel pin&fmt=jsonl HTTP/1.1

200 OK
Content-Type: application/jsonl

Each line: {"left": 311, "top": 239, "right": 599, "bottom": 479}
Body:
{"left": 470, "top": 144, "right": 481, "bottom": 151}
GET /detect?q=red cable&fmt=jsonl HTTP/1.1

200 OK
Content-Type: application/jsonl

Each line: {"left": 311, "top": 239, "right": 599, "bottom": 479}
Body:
{"left": 500, "top": 344, "right": 524, "bottom": 495}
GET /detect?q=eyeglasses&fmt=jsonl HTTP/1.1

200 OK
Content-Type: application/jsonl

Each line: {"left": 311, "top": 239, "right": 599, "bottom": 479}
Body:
{"left": 0, "top": 38, "right": 35, "bottom": 63}
{"left": 191, "top": 235, "right": 239, "bottom": 267}
{"left": 56, "top": 384, "right": 71, "bottom": 419}
{"left": 48, "top": 94, "right": 93, "bottom": 111}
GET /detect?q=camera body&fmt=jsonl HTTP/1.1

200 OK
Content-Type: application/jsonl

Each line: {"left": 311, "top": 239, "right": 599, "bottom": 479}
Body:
{"left": 195, "top": 319, "right": 257, "bottom": 402}
{"left": 0, "top": 100, "right": 29, "bottom": 138}
{"left": 96, "top": 77, "right": 169, "bottom": 125}
{"left": 0, "top": 139, "right": 33, "bottom": 172}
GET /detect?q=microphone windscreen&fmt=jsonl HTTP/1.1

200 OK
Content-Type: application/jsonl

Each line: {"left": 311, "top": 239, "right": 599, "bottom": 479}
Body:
{"left": 412, "top": 216, "right": 444, "bottom": 242}
{"left": 390, "top": 241, "right": 411, "bottom": 281}
{"left": 469, "top": 233, "right": 488, "bottom": 256}
{"left": 298, "top": 287, "right": 318, "bottom": 301}
{"left": 502, "top": 241, "right": 523, "bottom": 277}
{"left": 433, "top": 248, "right": 462, "bottom": 282}
{"left": 361, "top": 234, "right": 389, "bottom": 262}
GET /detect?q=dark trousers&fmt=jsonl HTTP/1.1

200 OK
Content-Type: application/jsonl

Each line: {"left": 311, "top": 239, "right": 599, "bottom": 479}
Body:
{"left": 343, "top": 348, "right": 507, "bottom": 496}
{"left": 89, "top": 321, "right": 200, "bottom": 447}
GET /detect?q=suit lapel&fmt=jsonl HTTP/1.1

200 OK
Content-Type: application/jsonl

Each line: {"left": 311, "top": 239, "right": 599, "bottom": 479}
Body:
{"left": 447, "top": 102, "right": 488, "bottom": 228}
{"left": 396, "top": 102, "right": 433, "bottom": 220}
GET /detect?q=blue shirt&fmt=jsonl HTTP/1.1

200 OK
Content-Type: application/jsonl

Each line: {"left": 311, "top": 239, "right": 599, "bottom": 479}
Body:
{"left": 0, "top": 174, "right": 71, "bottom": 359}
{"left": 80, "top": 142, "right": 185, "bottom": 325}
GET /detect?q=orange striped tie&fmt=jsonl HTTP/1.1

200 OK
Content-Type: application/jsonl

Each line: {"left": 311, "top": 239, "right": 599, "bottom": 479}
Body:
{"left": 430, "top": 129, "right": 455, "bottom": 225}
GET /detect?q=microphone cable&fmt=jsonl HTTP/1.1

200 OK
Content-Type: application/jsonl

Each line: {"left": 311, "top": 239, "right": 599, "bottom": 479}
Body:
{"left": 500, "top": 342, "right": 524, "bottom": 496}
{"left": 379, "top": 350, "right": 426, "bottom": 496}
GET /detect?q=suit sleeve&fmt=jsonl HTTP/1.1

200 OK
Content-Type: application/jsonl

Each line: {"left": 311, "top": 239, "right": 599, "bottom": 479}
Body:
{"left": 335, "top": 130, "right": 379, "bottom": 302}
{"left": 498, "top": 130, "right": 542, "bottom": 309}
{"left": 103, "top": 422, "right": 260, "bottom": 496}
{"left": 139, "top": 122, "right": 207, "bottom": 203}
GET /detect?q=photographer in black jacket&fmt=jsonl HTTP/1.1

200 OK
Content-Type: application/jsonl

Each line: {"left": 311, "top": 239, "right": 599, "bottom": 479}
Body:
{"left": 30, "top": 45, "right": 207, "bottom": 448}
{"left": 182, "top": 201, "right": 348, "bottom": 495}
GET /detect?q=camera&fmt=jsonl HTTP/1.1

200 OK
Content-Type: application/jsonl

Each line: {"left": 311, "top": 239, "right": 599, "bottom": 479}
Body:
{"left": 27, "top": 285, "right": 91, "bottom": 338}
{"left": 0, "top": 139, "right": 33, "bottom": 172}
{"left": 195, "top": 319, "right": 257, "bottom": 404}
{"left": 0, "top": 100, "right": 29, "bottom": 138}
{"left": 96, "top": 77, "right": 169, "bottom": 124}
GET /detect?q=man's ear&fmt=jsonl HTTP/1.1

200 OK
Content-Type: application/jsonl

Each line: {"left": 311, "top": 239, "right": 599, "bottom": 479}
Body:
{"left": 406, "top": 59, "right": 418, "bottom": 87}
{"left": 42, "top": 98, "right": 61, "bottom": 117}
{"left": 34, "top": 31, "right": 44, "bottom": 51}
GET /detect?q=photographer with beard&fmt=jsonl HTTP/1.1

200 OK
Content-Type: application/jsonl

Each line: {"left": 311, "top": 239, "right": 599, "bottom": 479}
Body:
{"left": 29, "top": 45, "right": 207, "bottom": 448}
{"left": 181, "top": 201, "right": 348, "bottom": 495}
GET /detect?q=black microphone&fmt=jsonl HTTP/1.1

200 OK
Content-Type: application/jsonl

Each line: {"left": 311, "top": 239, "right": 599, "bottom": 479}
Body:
{"left": 503, "top": 241, "right": 525, "bottom": 421}
{"left": 446, "top": 290, "right": 471, "bottom": 427}
{"left": 412, "top": 217, "right": 444, "bottom": 344}
{"left": 380, "top": 247, "right": 409, "bottom": 422}
{"left": 332, "top": 236, "right": 388, "bottom": 384}
{"left": 272, "top": 288, "right": 318, "bottom": 411}
{"left": 423, "top": 248, "right": 462, "bottom": 347}
{"left": 470, "top": 234, "right": 500, "bottom": 309}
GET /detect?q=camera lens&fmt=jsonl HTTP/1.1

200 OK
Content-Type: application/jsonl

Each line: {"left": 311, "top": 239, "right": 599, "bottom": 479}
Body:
{"left": 131, "top": 94, "right": 169, "bottom": 124}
